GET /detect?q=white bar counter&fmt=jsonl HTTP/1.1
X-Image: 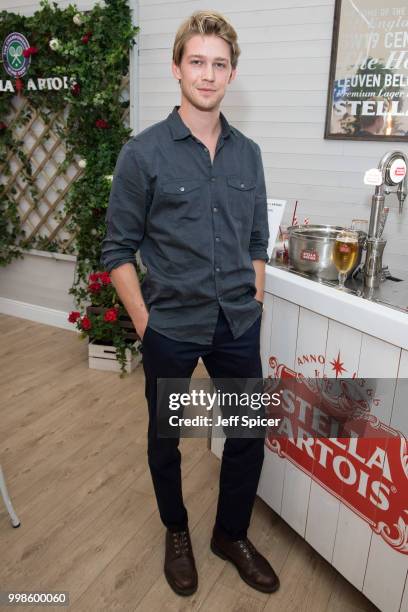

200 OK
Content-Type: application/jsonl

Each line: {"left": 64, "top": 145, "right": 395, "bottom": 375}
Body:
{"left": 211, "top": 263, "right": 408, "bottom": 612}
{"left": 264, "top": 263, "right": 408, "bottom": 351}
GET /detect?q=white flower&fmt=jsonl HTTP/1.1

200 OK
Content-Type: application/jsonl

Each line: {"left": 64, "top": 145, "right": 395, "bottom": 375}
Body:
{"left": 105, "top": 175, "right": 114, "bottom": 182}
{"left": 91, "top": 228, "right": 97, "bottom": 235}
{"left": 73, "top": 13, "right": 83, "bottom": 26}
{"left": 78, "top": 159, "right": 87, "bottom": 169}
{"left": 49, "top": 38, "right": 60, "bottom": 51}
{"left": 93, "top": 93, "right": 104, "bottom": 106}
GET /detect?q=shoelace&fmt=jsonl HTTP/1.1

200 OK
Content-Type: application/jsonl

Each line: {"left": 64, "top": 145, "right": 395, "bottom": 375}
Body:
{"left": 172, "top": 530, "right": 190, "bottom": 556}
{"left": 238, "top": 538, "right": 258, "bottom": 561}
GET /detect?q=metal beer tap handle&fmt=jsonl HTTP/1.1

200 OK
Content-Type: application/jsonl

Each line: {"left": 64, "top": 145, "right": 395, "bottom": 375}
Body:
{"left": 377, "top": 207, "right": 389, "bottom": 239}
{"left": 397, "top": 177, "right": 407, "bottom": 214}
{"left": 364, "top": 151, "right": 408, "bottom": 289}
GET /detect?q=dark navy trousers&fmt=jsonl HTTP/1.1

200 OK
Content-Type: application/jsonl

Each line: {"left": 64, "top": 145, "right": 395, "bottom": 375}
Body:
{"left": 141, "top": 307, "right": 264, "bottom": 541}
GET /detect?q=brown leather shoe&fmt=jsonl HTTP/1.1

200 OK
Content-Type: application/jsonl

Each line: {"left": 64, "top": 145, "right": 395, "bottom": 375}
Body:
{"left": 210, "top": 525, "right": 280, "bottom": 593}
{"left": 164, "top": 528, "right": 198, "bottom": 596}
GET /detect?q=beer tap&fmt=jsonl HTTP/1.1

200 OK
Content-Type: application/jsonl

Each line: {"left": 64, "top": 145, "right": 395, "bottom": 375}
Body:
{"left": 364, "top": 151, "right": 407, "bottom": 289}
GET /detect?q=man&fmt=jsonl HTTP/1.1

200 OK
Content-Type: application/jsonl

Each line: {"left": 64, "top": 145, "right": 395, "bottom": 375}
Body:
{"left": 100, "top": 10, "right": 279, "bottom": 597}
{"left": 354, "top": 113, "right": 385, "bottom": 137}
{"left": 354, "top": 97, "right": 387, "bottom": 137}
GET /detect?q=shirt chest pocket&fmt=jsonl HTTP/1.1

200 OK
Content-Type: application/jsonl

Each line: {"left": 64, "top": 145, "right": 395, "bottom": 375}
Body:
{"left": 160, "top": 179, "right": 203, "bottom": 221}
{"left": 227, "top": 176, "right": 256, "bottom": 224}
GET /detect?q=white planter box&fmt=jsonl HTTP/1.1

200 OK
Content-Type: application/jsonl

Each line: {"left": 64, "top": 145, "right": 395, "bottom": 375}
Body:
{"left": 88, "top": 340, "right": 141, "bottom": 373}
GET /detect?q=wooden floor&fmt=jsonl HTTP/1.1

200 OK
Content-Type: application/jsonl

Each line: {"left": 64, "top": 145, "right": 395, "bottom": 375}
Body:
{"left": 0, "top": 313, "right": 380, "bottom": 612}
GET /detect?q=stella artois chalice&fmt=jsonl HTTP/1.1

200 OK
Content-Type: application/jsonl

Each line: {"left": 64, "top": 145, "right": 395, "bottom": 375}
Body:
{"left": 333, "top": 229, "right": 359, "bottom": 290}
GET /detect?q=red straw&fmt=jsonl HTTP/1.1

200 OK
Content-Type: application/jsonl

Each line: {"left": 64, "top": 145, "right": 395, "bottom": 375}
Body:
{"left": 291, "top": 200, "right": 298, "bottom": 227}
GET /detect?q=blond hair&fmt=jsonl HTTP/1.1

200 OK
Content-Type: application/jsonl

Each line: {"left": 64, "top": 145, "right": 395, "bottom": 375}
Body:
{"left": 173, "top": 11, "right": 240, "bottom": 70}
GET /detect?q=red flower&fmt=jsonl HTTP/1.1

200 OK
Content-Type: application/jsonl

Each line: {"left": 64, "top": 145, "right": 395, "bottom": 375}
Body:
{"left": 89, "top": 272, "right": 100, "bottom": 282}
{"left": 80, "top": 316, "right": 92, "bottom": 330}
{"left": 95, "top": 118, "right": 110, "bottom": 129}
{"left": 100, "top": 271, "right": 111, "bottom": 285}
{"left": 0, "top": 122, "right": 7, "bottom": 133}
{"left": 88, "top": 281, "right": 101, "bottom": 294}
{"left": 82, "top": 31, "right": 92, "bottom": 44}
{"left": 71, "top": 82, "right": 81, "bottom": 96}
{"left": 23, "top": 46, "right": 39, "bottom": 58}
{"left": 68, "top": 311, "right": 81, "bottom": 323}
{"left": 104, "top": 308, "right": 118, "bottom": 323}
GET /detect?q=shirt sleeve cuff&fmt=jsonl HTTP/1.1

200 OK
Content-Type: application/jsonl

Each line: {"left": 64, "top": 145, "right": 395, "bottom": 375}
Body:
{"left": 250, "top": 249, "right": 269, "bottom": 262}
{"left": 100, "top": 256, "right": 137, "bottom": 273}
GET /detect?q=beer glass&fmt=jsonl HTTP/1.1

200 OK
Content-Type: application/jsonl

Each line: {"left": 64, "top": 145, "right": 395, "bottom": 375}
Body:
{"left": 333, "top": 229, "right": 359, "bottom": 290}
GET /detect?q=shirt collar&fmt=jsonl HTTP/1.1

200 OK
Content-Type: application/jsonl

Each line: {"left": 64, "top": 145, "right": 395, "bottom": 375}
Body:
{"left": 167, "top": 105, "right": 232, "bottom": 141}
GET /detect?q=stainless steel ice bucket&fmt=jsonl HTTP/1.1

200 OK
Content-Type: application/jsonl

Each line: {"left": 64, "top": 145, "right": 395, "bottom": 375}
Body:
{"left": 288, "top": 225, "right": 365, "bottom": 281}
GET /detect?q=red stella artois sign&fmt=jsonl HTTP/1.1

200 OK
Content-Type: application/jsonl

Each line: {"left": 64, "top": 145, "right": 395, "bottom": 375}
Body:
{"left": 266, "top": 356, "right": 408, "bottom": 555}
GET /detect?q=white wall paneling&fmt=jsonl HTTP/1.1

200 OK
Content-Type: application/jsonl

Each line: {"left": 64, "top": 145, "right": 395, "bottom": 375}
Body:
{"left": 305, "top": 320, "right": 363, "bottom": 564}
{"left": 331, "top": 335, "right": 402, "bottom": 609}
{"left": 360, "top": 341, "right": 406, "bottom": 612}
{"left": 257, "top": 296, "right": 299, "bottom": 515}
{"left": 0, "top": 1, "right": 100, "bottom": 15}
{"left": 279, "top": 308, "right": 328, "bottom": 536}
{"left": 259, "top": 291, "right": 274, "bottom": 376}
{"left": 400, "top": 574, "right": 408, "bottom": 612}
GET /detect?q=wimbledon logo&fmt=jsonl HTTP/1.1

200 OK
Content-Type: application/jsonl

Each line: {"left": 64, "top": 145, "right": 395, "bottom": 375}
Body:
{"left": 2, "top": 32, "right": 31, "bottom": 78}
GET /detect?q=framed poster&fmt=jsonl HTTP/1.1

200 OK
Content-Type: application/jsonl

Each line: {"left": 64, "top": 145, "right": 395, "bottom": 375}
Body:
{"left": 325, "top": 0, "right": 408, "bottom": 141}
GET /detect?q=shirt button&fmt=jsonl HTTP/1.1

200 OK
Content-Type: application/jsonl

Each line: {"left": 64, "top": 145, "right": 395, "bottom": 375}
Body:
{"left": 179, "top": 186, "right": 185, "bottom": 192}
{"left": 213, "top": 207, "right": 218, "bottom": 212}
{"left": 240, "top": 183, "right": 245, "bottom": 188}
{"left": 215, "top": 236, "right": 220, "bottom": 242}
{"left": 204, "top": 148, "right": 208, "bottom": 153}
{"left": 215, "top": 267, "right": 220, "bottom": 272}
{"left": 211, "top": 177, "right": 216, "bottom": 182}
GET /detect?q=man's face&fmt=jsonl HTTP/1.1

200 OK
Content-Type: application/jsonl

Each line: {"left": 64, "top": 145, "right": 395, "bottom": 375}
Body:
{"left": 172, "top": 34, "right": 236, "bottom": 112}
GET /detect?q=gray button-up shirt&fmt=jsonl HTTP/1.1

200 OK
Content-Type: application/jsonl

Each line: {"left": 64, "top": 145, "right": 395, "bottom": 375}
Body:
{"left": 100, "top": 106, "right": 269, "bottom": 344}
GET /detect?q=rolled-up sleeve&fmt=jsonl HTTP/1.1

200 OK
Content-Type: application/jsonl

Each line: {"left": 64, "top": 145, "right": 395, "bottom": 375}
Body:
{"left": 249, "top": 143, "right": 269, "bottom": 262}
{"left": 100, "top": 140, "right": 151, "bottom": 273}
